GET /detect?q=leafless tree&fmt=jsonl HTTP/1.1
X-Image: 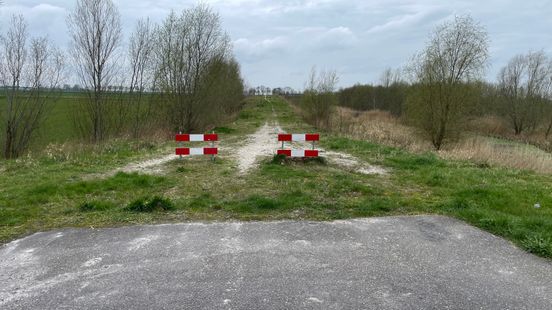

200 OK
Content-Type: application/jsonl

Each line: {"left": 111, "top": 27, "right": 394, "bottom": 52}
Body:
{"left": 0, "top": 15, "right": 64, "bottom": 158}
{"left": 302, "top": 67, "right": 339, "bottom": 129}
{"left": 127, "top": 18, "right": 155, "bottom": 137}
{"left": 407, "top": 15, "right": 489, "bottom": 150}
{"left": 154, "top": 4, "right": 231, "bottom": 132}
{"left": 544, "top": 60, "right": 552, "bottom": 138}
{"left": 379, "top": 67, "right": 402, "bottom": 87}
{"left": 67, "top": 0, "right": 122, "bottom": 142}
{"left": 498, "top": 51, "right": 551, "bottom": 135}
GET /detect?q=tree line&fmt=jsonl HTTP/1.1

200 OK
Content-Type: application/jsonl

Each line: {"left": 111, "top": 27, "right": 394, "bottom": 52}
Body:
{"left": 0, "top": 0, "right": 244, "bottom": 158}
{"left": 302, "top": 15, "right": 552, "bottom": 151}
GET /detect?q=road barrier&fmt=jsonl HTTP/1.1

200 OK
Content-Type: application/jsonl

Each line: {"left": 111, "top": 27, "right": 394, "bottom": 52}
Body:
{"left": 277, "top": 133, "right": 320, "bottom": 158}
{"left": 176, "top": 133, "right": 218, "bottom": 160}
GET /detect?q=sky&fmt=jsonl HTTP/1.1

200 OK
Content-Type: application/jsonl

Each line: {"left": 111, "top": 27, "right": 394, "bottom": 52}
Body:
{"left": 1, "top": 0, "right": 551, "bottom": 90}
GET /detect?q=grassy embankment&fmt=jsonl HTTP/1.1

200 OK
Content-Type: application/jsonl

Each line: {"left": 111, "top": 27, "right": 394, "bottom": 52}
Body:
{"left": 0, "top": 96, "right": 551, "bottom": 258}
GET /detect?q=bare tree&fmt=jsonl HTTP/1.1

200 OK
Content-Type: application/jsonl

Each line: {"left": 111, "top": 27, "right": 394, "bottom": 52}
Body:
{"left": 127, "top": 18, "right": 155, "bottom": 137}
{"left": 67, "top": 0, "right": 122, "bottom": 142}
{"left": 407, "top": 15, "right": 489, "bottom": 150}
{"left": 154, "top": 4, "right": 231, "bottom": 132}
{"left": 498, "top": 51, "right": 551, "bottom": 135}
{"left": 302, "top": 67, "right": 339, "bottom": 129}
{"left": 544, "top": 60, "right": 552, "bottom": 138}
{"left": 0, "top": 15, "right": 64, "bottom": 158}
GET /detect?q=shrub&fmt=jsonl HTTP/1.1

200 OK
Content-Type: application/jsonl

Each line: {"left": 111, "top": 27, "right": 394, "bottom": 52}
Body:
{"left": 79, "top": 201, "right": 114, "bottom": 212}
{"left": 125, "top": 196, "right": 174, "bottom": 212}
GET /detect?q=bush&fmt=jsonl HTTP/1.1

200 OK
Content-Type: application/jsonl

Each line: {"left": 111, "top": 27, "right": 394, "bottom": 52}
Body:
{"left": 125, "top": 196, "right": 174, "bottom": 212}
{"left": 301, "top": 68, "right": 339, "bottom": 129}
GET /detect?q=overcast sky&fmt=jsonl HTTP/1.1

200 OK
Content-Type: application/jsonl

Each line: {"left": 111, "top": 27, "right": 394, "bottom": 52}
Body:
{"left": 1, "top": 0, "right": 551, "bottom": 90}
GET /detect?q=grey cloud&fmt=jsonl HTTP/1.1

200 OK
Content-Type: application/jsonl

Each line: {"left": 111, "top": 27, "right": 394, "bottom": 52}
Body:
{"left": 1, "top": 0, "right": 551, "bottom": 89}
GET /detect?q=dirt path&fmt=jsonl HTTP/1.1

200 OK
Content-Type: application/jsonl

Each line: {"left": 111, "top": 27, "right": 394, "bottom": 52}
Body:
{"left": 324, "top": 151, "right": 387, "bottom": 175}
{"left": 235, "top": 122, "right": 283, "bottom": 174}
{"left": 233, "top": 120, "right": 387, "bottom": 175}
{"left": 117, "top": 153, "right": 175, "bottom": 175}
{"left": 102, "top": 120, "right": 386, "bottom": 177}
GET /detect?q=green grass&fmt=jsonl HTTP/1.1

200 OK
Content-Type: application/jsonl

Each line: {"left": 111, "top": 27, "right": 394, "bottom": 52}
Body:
{"left": 1, "top": 96, "right": 552, "bottom": 259}
{"left": 0, "top": 93, "right": 86, "bottom": 149}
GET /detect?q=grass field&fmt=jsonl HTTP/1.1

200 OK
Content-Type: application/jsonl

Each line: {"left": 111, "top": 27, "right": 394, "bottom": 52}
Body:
{"left": 0, "top": 93, "right": 84, "bottom": 150}
{"left": 1, "top": 96, "right": 552, "bottom": 259}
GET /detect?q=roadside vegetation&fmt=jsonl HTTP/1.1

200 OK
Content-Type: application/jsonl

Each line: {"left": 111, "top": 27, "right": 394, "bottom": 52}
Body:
{"left": 0, "top": 0, "right": 244, "bottom": 158}
{"left": 288, "top": 15, "right": 552, "bottom": 174}
{"left": 0, "top": 2, "right": 551, "bottom": 261}
{"left": 1, "top": 96, "right": 551, "bottom": 259}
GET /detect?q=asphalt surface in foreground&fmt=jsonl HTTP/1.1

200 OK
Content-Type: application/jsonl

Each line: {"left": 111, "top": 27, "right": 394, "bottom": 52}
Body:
{"left": 1, "top": 216, "right": 551, "bottom": 309}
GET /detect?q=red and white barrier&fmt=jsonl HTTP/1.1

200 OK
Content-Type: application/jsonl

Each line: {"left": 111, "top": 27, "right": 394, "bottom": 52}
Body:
{"left": 277, "top": 133, "right": 320, "bottom": 158}
{"left": 277, "top": 149, "right": 319, "bottom": 157}
{"left": 176, "top": 148, "right": 218, "bottom": 156}
{"left": 176, "top": 133, "right": 218, "bottom": 158}
{"left": 278, "top": 134, "right": 319, "bottom": 142}
{"left": 176, "top": 134, "right": 218, "bottom": 142}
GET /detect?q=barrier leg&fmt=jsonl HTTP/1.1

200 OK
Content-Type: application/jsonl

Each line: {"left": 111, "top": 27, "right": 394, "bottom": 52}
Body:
{"left": 211, "top": 134, "right": 215, "bottom": 162}
{"left": 179, "top": 131, "right": 183, "bottom": 160}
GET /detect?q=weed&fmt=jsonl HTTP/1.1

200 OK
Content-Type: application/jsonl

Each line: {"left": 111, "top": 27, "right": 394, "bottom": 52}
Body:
{"left": 176, "top": 166, "right": 188, "bottom": 173}
{"left": 522, "top": 234, "right": 552, "bottom": 257}
{"left": 125, "top": 196, "right": 174, "bottom": 212}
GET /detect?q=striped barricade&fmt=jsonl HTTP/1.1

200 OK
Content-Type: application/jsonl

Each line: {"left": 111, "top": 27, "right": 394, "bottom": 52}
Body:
{"left": 277, "top": 133, "right": 320, "bottom": 158}
{"left": 176, "top": 134, "right": 218, "bottom": 160}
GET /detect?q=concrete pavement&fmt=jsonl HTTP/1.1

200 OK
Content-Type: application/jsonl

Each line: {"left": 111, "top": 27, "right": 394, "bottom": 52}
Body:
{"left": 1, "top": 216, "right": 551, "bottom": 309}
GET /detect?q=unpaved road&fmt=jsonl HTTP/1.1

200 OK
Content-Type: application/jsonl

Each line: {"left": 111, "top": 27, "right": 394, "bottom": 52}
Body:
{"left": 1, "top": 216, "right": 551, "bottom": 309}
{"left": 114, "top": 121, "right": 386, "bottom": 176}
{"left": 235, "top": 122, "right": 283, "bottom": 174}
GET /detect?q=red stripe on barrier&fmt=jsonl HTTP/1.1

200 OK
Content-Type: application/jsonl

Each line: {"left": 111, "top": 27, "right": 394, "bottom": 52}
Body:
{"left": 176, "top": 134, "right": 190, "bottom": 142}
{"left": 277, "top": 150, "right": 319, "bottom": 157}
{"left": 278, "top": 133, "right": 319, "bottom": 141}
{"left": 305, "top": 134, "right": 320, "bottom": 141}
{"left": 304, "top": 150, "right": 319, "bottom": 157}
{"left": 203, "top": 148, "right": 218, "bottom": 155}
{"left": 204, "top": 134, "right": 218, "bottom": 141}
{"left": 176, "top": 134, "right": 218, "bottom": 142}
{"left": 277, "top": 149, "right": 292, "bottom": 156}
{"left": 176, "top": 148, "right": 190, "bottom": 155}
{"left": 278, "top": 134, "right": 292, "bottom": 141}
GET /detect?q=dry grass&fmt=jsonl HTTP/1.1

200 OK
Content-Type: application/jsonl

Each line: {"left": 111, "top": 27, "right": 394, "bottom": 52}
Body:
{"left": 332, "top": 107, "right": 552, "bottom": 174}
{"left": 441, "top": 136, "right": 552, "bottom": 174}
{"left": 332, "top": 107, "right": 432, "bottom": 152}
{"left": 467, "top": 115, "right": 552, "bottom": 152}
{"left": 467, "top": 115, "right": 511, "bottom": 137}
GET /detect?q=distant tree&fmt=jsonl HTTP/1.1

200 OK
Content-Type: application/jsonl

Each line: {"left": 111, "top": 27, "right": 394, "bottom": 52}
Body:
{"left": 0, "top": 15, "right": 64, "bottom": 158}
{"left": 546, "top": 71, "right": 552, "bottom": 138}
{"left": 302, "top": 67, "right": 339, "bottom": 129}
{"left": 67, "top": 0, "right": 122, "bottom": 142}
{"left": 406, "top": 15, "right": 489, "bottom": 150}
{"left": 498, "top": 51, "right": 551, "bottom": 135}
